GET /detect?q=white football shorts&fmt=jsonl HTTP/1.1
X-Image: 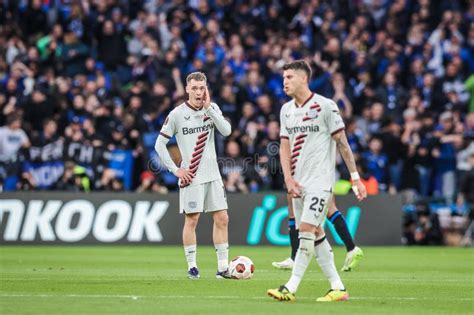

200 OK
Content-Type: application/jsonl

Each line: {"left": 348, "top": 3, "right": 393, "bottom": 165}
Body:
{"left": 292, "top": 186, "right": 333, "bottom": 228}
{"left": 179, "top": 179, "right": 228, "bottom": 214}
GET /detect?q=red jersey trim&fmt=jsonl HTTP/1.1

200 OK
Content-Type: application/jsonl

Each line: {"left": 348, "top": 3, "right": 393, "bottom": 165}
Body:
{"left": 331, "top": 127, "right": 345, "bottom": 136}
{"left": 160, "top": 132, "right": 171, "bottom": 139}
{"left": 295, "top": 93, "right": 314, "bottom": 108}
{"left": 185, "top": 101, "right": 202, "bottom": 111}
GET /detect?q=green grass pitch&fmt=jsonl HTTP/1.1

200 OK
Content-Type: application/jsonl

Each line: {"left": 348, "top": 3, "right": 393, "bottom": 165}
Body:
{"left": 1, "top": 246, "right": 473, "bottom": 314}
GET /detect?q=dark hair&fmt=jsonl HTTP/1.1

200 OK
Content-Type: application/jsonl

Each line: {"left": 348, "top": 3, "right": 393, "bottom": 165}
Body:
{"left": 43, "top": 118, "right": 56, "bottom": 127}
{"left": 6, "top": 114, "right": 21, "bottom": 126}
{"left": 282, "top": 60, "right": 312, "bottom": 81}
{"left": 369, "top": 136, "right": 383, "bottom": 144}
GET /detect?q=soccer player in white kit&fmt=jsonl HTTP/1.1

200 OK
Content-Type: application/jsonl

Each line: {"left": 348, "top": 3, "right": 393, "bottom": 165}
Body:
{"left": 267, "top": 60, "right": 367, "bottom": 302}
{"left": 155, "top": 72, "right": 232, "bottom": 279}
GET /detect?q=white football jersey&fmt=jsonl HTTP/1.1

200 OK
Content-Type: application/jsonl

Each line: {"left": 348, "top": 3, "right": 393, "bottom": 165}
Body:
{"left": 280, "top": 93, "right": 345, "bottom": 193}
{"left": 160, "top": 102, "right": 224, "bottom": 186}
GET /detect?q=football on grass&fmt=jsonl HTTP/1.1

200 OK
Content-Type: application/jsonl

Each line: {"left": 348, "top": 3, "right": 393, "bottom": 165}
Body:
{"left": 229, "top": 256, "right": 255, "bottom": 279}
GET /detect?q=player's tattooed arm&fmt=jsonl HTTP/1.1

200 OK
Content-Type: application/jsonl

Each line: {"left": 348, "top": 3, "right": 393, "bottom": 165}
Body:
{"left": 333, "top": 130, "right": 357, "bottom": 174}
{"left": 333, "top": 130, "right": 367, "bottom": 201}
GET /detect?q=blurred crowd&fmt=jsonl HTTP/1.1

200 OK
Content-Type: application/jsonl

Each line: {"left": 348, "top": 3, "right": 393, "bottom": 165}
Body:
{"left": 0, "top": 0, "right": 473, "bottom": 208}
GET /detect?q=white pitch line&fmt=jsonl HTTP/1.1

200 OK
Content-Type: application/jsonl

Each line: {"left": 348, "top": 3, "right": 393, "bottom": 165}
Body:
{"left": 1, "top": 277, "right": 473, "bottom": 283}
{"left": 0, "top": 294, "right": 140, "bottom": 299}
{"left": 0, "top": 294, "right": 473, "bottom": 302}
{"left": 345, "top": 278, "right": 474, "bottom": 283}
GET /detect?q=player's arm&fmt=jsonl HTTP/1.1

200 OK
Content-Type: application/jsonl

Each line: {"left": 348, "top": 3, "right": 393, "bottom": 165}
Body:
{"left": 280, "top": 137, "right": 292, "bottom": 182}
{"left": 280, "top": 109, "right": 302, "bottom": 197}
{"left": 332, "top": 130, "right": 367, "bottom": 201}
{"left": 280, "top": 137, "right": 301, "bottom": 197}
{"left": 203, "top": 88, "right": 231, "bottom": 136}
{"left": 205, "top": 103, "right": 231, "bottom": 136}
{"left": 326, "top": 99, "right": 366, "bottom": 201}
{"left": 155, "top": 132, "right": 178, "bottom": 174}
{"left": 154, "top": 114, "right": 194, "bottom": 184}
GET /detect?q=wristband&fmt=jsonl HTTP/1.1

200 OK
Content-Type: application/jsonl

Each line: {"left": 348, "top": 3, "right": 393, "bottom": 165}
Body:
{"left": 350, "top": 172, "right": 360, "bottom": 181}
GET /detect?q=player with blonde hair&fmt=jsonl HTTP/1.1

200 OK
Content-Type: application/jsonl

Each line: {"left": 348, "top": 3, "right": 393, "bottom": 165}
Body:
{"left": 155, "top": 72, "right": 232, "bottom": 279}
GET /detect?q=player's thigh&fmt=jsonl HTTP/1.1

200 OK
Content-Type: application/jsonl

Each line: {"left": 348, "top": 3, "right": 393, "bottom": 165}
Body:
{"left": 204, "top": 179, "right": 228, "bottom": 213}
{"left": 292, "top": 197, "right": 304, "bottom": 229}
{"left": 301, "top": 189, "right": 333, "bottom": 228}
{"left": 179, "top": 184, "right": 205, "bottom": 214}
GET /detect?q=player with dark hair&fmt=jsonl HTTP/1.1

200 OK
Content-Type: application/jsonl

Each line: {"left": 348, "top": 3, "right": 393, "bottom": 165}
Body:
{"left": 272, "top": 61, "right": 363, "bottom": 272}
{"left": 267, "top": 60, "right": 367, "bottom": 302}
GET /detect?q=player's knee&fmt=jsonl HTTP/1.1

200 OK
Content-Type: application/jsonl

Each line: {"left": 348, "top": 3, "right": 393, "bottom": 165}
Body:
{"left": 214, "top": 210, "right": 229, "bottom": 228}
{"left": 315, "top": 226, "right": 325, "bottom": 238}
{"left": 299, "top": 222, "right": 315, "bottom": 233}
{"left": 185, "top": 213, "right": 200, "bottom": 229}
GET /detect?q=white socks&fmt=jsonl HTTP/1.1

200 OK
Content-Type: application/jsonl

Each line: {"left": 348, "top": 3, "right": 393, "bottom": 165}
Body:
{"left": 185, "top": 243, "right": 229, "bottom": 272}
{"left": 285, "top": 232, "right": 315, "bottom": 293}
{"left": 314, "top": 237, "right": 345, "bottom": 290}
{"left": 215, "top": 243, "right": 229, "bottom": 272}
{"left": 285, "top": 233, "right": 345, "bottom": 294}
{"left": 184, "top": 245, "right": 197, "bottom": 270}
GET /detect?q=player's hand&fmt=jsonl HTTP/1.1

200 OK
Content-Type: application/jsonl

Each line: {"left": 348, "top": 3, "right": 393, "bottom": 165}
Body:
{"left": 351, "top": 179, "right": 367, "bottom": 201}
{"left": 175, "top": 168, "right": 195, "bottom": 185}
{"left": 203, "top": 87, "right": 211, "bottom": 109}
{"left": 286, "top": 178, "right": 303, "bottom": 198}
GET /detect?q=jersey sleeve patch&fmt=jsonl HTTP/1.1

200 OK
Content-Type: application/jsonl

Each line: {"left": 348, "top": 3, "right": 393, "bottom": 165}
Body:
{"left": 326, "top": 100, "right": 345, "bottom": 134}
{"left": 160, "top": 111, "right": 177, "bottom": 137}
{"left": 279, "top": 106, "right": 290, "bottom": 139}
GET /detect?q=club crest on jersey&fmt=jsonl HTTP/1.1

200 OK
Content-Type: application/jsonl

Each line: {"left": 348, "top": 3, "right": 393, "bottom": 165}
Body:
{"left": 303, "top": 102, "right": 322, "bottom": 121}
{"left": 307, "top": 108, "right": 318, "bottom": 119}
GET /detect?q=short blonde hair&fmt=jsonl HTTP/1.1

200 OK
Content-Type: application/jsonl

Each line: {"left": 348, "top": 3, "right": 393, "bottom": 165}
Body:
{"left": 186, "top": 72, "right": 207, "bottom": 84}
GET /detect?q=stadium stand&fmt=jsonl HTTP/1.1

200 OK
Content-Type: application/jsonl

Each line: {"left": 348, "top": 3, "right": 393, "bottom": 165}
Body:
{"left": 0, "top": 0, "right": 472, "bottom": 223}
